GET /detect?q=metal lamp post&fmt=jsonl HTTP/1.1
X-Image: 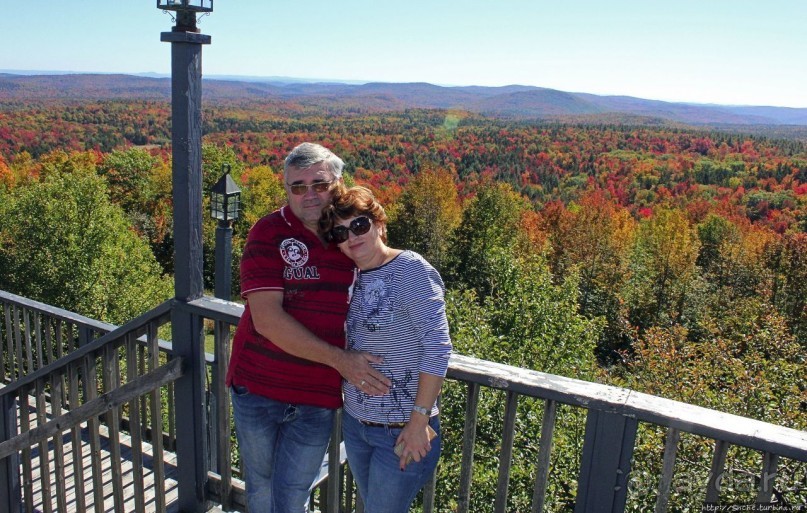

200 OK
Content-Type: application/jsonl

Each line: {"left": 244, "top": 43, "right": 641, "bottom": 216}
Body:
{"left": 158, "top": 1, "right": 212, "bottom": 511}
{"left": 211, "top": 164, "right": 241, "bottom": 301}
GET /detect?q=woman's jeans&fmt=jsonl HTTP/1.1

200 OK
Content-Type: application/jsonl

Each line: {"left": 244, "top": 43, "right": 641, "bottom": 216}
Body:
{"left": 231, "top": 385, "right": 334, "bottom": 513}
{"left": 342, "top": 412, "right": 441, "bottom": 513}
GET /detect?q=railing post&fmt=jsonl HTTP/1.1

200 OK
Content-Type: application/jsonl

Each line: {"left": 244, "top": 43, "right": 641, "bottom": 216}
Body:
{"left": 457, "top": 382, "right": 480, "bottom": 513}
{"left": 212, "top": 320, "right": 233, "bottom": 509}
{"left": 172, "top": 307, "right": 208, "bottom": 511}
{"left": 494, "top": 391, "right": 519, "bottom": 513}
{"left": 756, "top": 452, "right": 779, "bottom": 503}
{"left": 574, "top": 409, "right": 637, "bottom": 513}
{"left": 162, "top": 19, "right": 211, "bottom": 512}
{"left": 531, "top": 399, "right": 557, "bottom": 513}
{"left": 0, "top": 393, "right": 20, "bottom": 513}
{"left": 654, "top": 427, "right": 680, "bottom": 513}
{"left": 704, "top": 439, "right": 729, "bottom": 505}
{"left": 325, "top": 408, "right": 342, "bottom": 513}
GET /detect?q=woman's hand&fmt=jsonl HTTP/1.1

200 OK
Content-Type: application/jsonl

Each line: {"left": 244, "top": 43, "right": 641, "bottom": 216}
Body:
{"left": 394, "top": 418, "right": 434, "bottom": 470}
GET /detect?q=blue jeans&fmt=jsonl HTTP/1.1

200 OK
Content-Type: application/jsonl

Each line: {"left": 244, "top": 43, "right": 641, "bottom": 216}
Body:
{"left": 231, "top": 385, "right": 335, "bottom": 513}
{"left": 342, "top": 412, "right": 441, "bottom": 513}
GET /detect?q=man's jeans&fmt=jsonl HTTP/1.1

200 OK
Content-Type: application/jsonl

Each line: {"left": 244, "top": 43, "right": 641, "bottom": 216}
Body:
{"left": 342, "top": 412, "right": 441, "bottom": 513}
{"left": 231, "top": 385, "right": 334, "bottom": 513}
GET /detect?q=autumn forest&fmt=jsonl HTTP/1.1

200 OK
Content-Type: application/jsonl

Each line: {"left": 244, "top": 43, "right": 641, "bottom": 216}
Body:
{"left": 0, "top": 91, "right": 805, "bottom": 510}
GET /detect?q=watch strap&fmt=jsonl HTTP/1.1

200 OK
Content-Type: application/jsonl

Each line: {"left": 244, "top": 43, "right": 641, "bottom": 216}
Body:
{"left": 412, "top": 405, "right": 430, "bottom": 416}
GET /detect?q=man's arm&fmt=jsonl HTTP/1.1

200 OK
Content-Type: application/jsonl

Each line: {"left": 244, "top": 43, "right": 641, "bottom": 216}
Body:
{"left": 247, "top": 290, "right": 391, "bottom": 395}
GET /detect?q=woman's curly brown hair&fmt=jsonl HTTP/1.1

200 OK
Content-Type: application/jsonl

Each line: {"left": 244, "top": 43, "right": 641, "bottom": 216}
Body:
{"left": 319, "top": 186, "right": 388, "bottom": 243}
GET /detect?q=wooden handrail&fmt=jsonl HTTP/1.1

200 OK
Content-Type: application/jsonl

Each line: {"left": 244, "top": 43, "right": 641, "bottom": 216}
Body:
{"left": 0, "top": 300, "right": 172, "bottom": 398}
{"left": 0, "top": 358, "right": 183, "bottom": 459}
{"left": 447, "top": 354, "right": 807, "bottom": 461}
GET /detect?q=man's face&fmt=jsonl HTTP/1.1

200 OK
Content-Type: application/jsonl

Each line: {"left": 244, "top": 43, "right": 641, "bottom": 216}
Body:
{"left": 285, "top": 161, "right": 337, "bottom": 232}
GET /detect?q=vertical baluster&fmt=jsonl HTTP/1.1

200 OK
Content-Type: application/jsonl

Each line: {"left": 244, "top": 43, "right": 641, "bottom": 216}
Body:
{"left": 494, "top": 391, "right": 519, "bottom": 513}
{"left": 215, "top": 319, "right": 233, "bottom": 509}
{"left": 654, "top": 427, "right": 680, "bottom": 513}
{"left": 22, "top": 308, "right": 35, "bottom": 375}
{"left": 67, "top": 361, "right": 86, "bottom": 512}
{"left": 50, "top": 371, "right": 67, "bottom": 513}
{"left": 1, "top": 303, "right": 10, "bottom": 383}
{"left": 34, "top": 314, "right": 44, "bottom": 371}
{"left": 422, "top": 460, "right": 438, "bottom": 513}
{"left": 148, "top": 322, "right": 166, "bottom": 513}
{"left": 35, "top": 379, "right": 53, "bottom": 513}
{"left": 55, "top": 320, "right": 64, "bottom": 362}
{"left": 344, "top": 465, "right": 355, "bottom": 513}
{"left": 531, "top": 399, "right": 557, "bottom": 513}
{"left": 457, "top": 382, "right": 480, "bottom": 513}
{"left": 12, "top": 306, "right": 23, "bottom": 380}
{"left": 422, "top": 394, "right": 441, "bottom": 513}
{"left": 139, "top": 342, "right": 148, "bottom": 445}
{"left": 83, "top": 353, "right": 104, "bottom": 513}
{"left": 102, "top": 343, "right": 125, "bottom": 513}
{"left": 756, "top": 452, "right": 779, "bottom": 504}
{"left": 0, "top": 391, "right": 21, "bottom": 513}
{"left": 167, "top": 381, "right": 176, "bottom": 451}
{"left": 704, "top": 439, "right": 729, "bottom": 504}
{"left": 42, "top": 317, "right": 52, "bottom": 369}
{"left": 126, "top": 334, "right": 146, "bottom": 512}
{"left": 52, "top": 321, "right": 68, "bottom": 409}
{"left": 77, "top": 326, "right": 91, "bottom": 350}
{"left": 19, "top": 386, "right": 33, "bottom": 512}
{"left": 23, "top": 309, "right": 33, "bottom": 374}
{"left": 325, "top": 408, "right": 342, "bottom": 513}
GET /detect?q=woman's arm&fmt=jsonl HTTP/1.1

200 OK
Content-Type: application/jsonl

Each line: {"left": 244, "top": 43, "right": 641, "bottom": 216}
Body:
{"left": 395, "top": 372, "right": 444, "bottom": 469}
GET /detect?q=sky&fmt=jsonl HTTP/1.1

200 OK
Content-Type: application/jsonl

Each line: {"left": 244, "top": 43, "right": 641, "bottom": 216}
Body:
{"left": 2, "top": 1, "right": 806, "bottom": 108}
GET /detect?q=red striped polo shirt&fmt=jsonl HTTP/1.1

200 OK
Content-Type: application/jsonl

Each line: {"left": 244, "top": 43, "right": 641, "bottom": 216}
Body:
{"left": 226, "top": 206, "right": 355, "bottom": 409}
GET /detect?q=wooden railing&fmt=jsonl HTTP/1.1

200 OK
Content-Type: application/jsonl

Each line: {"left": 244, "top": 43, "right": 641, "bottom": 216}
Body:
{"left": 0, "top": 291, "right": 341, "bottom": 513}
{"left": 1, "top": 290, "right": 806, "bottom": 512}
{"left": 0, "top": 296, "right": 179, "bottom": 513}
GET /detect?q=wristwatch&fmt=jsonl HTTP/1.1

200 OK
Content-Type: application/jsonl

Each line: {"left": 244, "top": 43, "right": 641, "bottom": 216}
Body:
{"left": 412, "top": 405, "right": 430, "bottom": 417}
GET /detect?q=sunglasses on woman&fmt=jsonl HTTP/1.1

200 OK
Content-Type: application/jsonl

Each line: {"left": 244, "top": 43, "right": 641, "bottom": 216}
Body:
{"left": 286, "top": 180, "right": 334, "bottom": 196}
{"left": 331, "top": 216, "right": 373, "bottom": 243}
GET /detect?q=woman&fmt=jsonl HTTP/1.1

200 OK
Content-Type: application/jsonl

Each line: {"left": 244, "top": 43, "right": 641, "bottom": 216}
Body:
{"left": 319, "top": 186, "right": 452, "bottom": 513}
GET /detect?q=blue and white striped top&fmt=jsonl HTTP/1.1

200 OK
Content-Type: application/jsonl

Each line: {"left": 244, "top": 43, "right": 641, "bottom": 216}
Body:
{"left": 343, "top": 250, "right": 452, "bottom": 425}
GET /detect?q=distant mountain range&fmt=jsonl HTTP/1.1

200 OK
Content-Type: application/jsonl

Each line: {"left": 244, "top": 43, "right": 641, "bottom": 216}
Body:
{"left": 2, "top": 72, "right": 806, "bottom": 127}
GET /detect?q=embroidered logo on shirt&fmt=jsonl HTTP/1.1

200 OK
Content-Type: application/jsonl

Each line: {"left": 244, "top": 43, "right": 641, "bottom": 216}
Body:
{"left": 361, "top": 275, "right": 395, "bottom": 331}
{"left": 279, "top": 238, "right": 309, "bottom": 268}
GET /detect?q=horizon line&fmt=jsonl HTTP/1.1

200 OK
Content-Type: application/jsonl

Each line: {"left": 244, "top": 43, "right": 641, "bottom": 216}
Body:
{"left": 1, "top": 69, "right": 804, "bottom": 110}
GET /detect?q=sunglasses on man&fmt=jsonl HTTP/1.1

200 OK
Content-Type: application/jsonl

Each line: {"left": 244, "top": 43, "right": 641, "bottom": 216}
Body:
{"left": 286, "top": 180, "right": 334, "bottom": 196}
{"left": 330, "top": 216, "right": 373, "bottom": 244}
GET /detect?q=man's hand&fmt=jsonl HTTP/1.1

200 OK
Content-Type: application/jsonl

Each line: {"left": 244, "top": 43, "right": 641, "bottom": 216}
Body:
{"left": 336, "top": 350, "right": 391, "bottom": 395}
{"left": 248, "top": 292, "right": 391, "bottom": 395}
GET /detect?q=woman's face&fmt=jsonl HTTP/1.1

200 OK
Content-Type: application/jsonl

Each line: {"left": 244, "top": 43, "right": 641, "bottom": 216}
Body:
{"left": 333, "top": 214, "right": 385, "bottom": 267}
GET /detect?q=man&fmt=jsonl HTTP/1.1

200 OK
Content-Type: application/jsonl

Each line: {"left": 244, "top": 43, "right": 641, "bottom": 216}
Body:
{"left": 226, "top": 142, "right": 391, "bottom": 513}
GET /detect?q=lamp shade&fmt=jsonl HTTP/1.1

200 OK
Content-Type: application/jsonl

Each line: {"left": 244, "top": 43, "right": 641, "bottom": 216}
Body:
{"left": 211, "top": 167, "right": 241, "bottom": 222}
{"left": 157, "top": 0, "right": 213, "bottom": 12}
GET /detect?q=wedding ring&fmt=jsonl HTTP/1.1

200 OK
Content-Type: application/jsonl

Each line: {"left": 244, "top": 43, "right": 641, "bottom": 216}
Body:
{"left": 360, "top": 380, "right": 366, "bottom": 386}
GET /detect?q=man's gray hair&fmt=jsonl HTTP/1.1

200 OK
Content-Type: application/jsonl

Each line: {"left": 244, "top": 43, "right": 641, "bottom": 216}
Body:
{"left": 284, "top": 142, "right": 345, "bottom": 179}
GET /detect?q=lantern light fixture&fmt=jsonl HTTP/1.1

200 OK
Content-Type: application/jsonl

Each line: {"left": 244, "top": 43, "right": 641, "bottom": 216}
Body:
{"left": 211, "top": 164, "right": 241, "bottom": 222}
{"left": 157, "top": 0, "right": 213, "bottom": 13}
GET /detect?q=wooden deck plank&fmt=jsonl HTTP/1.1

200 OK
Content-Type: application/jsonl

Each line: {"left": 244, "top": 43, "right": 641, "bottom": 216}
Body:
{"left": 25, "top": 424, "right": 180, "bottom": 512}
{"left": 18, "top": 392, "right": 180, "bottom": 513}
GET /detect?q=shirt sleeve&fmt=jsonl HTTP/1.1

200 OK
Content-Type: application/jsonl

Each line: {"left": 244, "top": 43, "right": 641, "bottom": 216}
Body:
{"left": 404, "top": 257, "right": 452, "bottom": 377}
{"left": 240, "top": 217, "right": 285, "bottom": 297}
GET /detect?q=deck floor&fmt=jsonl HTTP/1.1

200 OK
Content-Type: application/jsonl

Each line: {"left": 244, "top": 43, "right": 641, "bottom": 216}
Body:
{"left": 25, "top": 423, "right": 180, "bottom": 513}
